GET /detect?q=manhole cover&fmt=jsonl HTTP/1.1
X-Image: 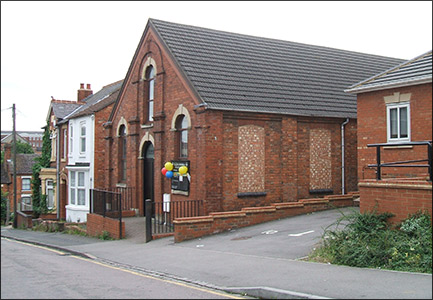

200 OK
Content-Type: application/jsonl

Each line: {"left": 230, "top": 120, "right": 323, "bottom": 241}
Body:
{"left": 231, "top": 236, "right": 252, "bottom": 241}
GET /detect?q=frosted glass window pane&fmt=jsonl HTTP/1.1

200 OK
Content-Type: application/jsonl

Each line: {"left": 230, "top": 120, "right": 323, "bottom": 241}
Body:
{"left": 78, "top": 172, "right": 84, "bottom": 187}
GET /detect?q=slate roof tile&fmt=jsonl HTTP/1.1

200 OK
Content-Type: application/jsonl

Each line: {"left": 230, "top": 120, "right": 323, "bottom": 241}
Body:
{"left": 149, "top": 19, "right": 406, "bottom": 119}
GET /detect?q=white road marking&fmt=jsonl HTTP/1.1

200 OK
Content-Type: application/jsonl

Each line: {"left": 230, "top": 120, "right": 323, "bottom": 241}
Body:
{"left": 261, "top": 230, "right": 278, "bottom": 235}
{"left": 288, "top": 230, "right": 314, "bottom": 237}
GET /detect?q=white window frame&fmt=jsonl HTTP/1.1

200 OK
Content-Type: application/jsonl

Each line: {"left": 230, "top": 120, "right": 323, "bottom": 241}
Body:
{"left": 69, "top": 125, "right": 74, "bottom": 154}
{"left": 21, "top": 177, "right": 31, "bottom": 191}
{"left": 20, "top": 195, "right": 32, "bottom": 211}
{"left": 80, "top": 123, "right": 86, "bottom": 154}
{"left": 386, "top": 102, "right": 410, "bottom": 143}
{"left": 63, "top": 128, "right": 67, "bottom": 159}
{"left": 69, "top": 170, "right": 87, "bottom": 206}
{"left": 46, "top": 179, "right": 54, "bottom": 209}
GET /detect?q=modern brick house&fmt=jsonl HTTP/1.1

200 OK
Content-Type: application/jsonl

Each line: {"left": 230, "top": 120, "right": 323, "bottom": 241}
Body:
{"left": 345, "top": 50, "right": 432, "bottom": 223}
{"left": 103, "top": 19, "right": 404, "bottom": 217}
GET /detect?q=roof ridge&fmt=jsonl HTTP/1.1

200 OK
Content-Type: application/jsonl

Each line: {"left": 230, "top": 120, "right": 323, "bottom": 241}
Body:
{"left": 149, "top": 18, "right": 405, "bottom": 61}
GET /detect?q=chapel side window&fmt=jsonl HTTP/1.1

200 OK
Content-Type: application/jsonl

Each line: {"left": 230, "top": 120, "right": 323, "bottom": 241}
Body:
{"left": 146, "top": 65, "right": 155, "bottom": 122}
{"left": 387, "top": 103, "right": 410, "bottom": 142}
{"left": 119, "top": 125, "right": 127, "bottom": 182}
{"left": 175, "top": 115, "right": 188, "bottom": 158}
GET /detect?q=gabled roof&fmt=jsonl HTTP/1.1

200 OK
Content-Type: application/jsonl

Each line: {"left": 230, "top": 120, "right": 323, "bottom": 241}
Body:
{"left": 345, "top": 50, "right": 432, "bottom": 94}
{"left": 49, "top": 101, "right": 82, "bottom": 122}
{"left": 137, "top": 19, "right": 405, "bottom": 119}
{"left": 62, "top": 80, "right": 123, "bottom": 122}
{"left": 7, "top": 153, "right": 39, "bottom": 175}
{"left": 1, "top": 133, "right": 29, "bottom": 144}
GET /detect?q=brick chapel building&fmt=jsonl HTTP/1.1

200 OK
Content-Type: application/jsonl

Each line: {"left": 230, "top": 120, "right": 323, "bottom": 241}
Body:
{"left": 102, "top": 19, "right": 405, "bottom": 216}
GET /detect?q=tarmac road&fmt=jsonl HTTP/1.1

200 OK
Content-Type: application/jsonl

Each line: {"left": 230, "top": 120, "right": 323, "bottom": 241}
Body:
{"left": 2, "top": 207, "right": 432, "bottom": 299}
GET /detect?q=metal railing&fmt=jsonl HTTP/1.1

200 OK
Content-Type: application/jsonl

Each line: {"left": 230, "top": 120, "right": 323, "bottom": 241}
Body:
{"left": 367, "top": 140, "right": 432, "bottom": 181}
{"left": 106, "top": 186, "right": 135, "bottom": 211}
{"left": 145, "top": 199, "right": 204, "bottom": 242}
{"left": 90, "top": 188, "right": 122, "bottom": 238}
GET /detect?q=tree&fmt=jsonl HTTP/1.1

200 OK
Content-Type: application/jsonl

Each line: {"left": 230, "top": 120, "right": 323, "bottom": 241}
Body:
{"left": 32, "top": 122, "right": 51, "bottom": 217}
{"left": 1, "top": 140, "right": 34, "bottom": 164}
{"left": 1, "top": 190, "right": 9, "bottom": 225}
{"left": 16, "top": 140, "right": 34, "bottom": 154}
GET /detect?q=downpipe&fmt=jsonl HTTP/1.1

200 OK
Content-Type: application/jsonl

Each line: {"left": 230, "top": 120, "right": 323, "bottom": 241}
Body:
{"left": 341, "top": 118, "right": 350, "bottom": 194}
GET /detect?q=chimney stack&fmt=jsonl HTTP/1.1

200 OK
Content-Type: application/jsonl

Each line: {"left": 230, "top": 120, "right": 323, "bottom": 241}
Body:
{"left": 3, "top": 143, "right": 12, "bottom": 161}
{"left": 77, "top": 83, "right": 93, "bottom": 103}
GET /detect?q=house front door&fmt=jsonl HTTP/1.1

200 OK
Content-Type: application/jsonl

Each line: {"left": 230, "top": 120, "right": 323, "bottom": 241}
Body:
{"left": 143, "top": 142, "right": 154, "bottom": 205}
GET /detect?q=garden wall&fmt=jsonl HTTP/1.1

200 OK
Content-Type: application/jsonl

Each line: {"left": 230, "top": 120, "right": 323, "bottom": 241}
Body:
{"left": 359, "top": 179, "right": 432, "bottom": 224}
{"left": 86, "top": 213, "right": 125, "bottom": 239}
{"left": 173, "top": 193, "right": 357, "bottom": 242}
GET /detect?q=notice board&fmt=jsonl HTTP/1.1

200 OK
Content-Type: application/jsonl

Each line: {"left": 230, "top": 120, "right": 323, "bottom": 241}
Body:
{"left": 171, "top": 160, "right": 190, "bottom": 196}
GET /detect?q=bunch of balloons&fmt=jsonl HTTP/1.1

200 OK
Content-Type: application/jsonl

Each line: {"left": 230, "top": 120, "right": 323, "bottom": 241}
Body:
{"left": 161, "top": 161, "right": 188, "bottom": 179}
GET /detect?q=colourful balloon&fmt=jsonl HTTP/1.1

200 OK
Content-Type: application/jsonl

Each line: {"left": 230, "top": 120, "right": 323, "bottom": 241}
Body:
{"left": 161, "top": 167, "right": 167, "bottom": 175}
{"left": 179, "top": 166, "right": 188, "bottom": 175}
{"left": 164, "top": 162, "right": 173, "bottom": 171}
{"left": 166, "top": 170, "right": 173, "bottom": 178}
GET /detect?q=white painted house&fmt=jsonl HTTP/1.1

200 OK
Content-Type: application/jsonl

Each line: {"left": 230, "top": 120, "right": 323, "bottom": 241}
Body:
{"left": 62, "top": 81, "right": 123, "bottom": 222}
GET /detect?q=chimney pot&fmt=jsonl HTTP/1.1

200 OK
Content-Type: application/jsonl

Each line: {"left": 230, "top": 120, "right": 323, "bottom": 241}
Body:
{"left": 86, "top": 83, "right": 91, "bottom": 90}
{"left": 80, "top": 83, "right": 84, "bottom": 89}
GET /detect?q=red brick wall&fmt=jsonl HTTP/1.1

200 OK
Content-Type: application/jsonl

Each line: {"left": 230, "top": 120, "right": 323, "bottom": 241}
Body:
{"left": 107, "top": 27, "right": 359, "bottom": 216}
{"left": 359, "top": 179, "right": 432, "bottom": 224}
{"left": 86, "top": 213, "right": 125, "bottom": 239}
{"left": 173, "top": 194, "right": 356, "bottom": 242}
{"left": 94, "top": 104, "right": 115, "bottom": 189}
{"left": 357, "top": 83, "right": 432, "bottom": 180}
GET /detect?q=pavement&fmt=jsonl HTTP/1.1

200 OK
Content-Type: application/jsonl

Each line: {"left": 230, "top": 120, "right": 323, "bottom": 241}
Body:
{"left": 1, "top": 207, "right": 432, "bottom": 299}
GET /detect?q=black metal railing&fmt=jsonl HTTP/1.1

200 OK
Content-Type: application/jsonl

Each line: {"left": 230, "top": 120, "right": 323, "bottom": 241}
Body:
{"left": 145, "top": 199, "right": 204, "bottom": 242}
{"left": 90, "top": 188, "right": 123, "bottom": 238}
{"left": 368, "top": 141, "right": 432, "bottom": 181}
{"left": 107, "top": 186, "right": 135, "bottom": 211}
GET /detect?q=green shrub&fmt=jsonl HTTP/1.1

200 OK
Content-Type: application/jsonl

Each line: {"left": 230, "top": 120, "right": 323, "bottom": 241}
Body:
{"left": 309, "top": 210, "right": 432, "bottom": 274}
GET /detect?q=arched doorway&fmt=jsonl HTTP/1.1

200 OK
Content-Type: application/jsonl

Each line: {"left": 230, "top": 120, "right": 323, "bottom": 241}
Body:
{"left": 142, "top": 142, "right": 154, "bottom": 207}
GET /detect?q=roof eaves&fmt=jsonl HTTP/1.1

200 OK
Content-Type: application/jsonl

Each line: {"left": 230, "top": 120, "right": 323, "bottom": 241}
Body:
{"left": 345, "top": 75, "right": 432, "bottom": 94}
{"left": 346, "top": 50, "right": 432, "bottom": 93}
{"left": 109, "top": 23, "right": 152, "bottom": 123}
{"left": 148, "top": 19, "right": 207, "bottom": 107}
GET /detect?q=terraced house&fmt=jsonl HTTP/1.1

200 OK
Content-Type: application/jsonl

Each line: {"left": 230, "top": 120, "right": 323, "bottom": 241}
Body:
{"left": 102, "top": 18, "right": 404, "bottom": 217}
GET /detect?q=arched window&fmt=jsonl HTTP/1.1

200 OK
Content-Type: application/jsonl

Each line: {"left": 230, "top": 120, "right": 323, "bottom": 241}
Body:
{"left": 119, "top": 125, "right": 127, "bottom": 182}
{"left": 145, "top": 65, "right": 155, "bottom": 122}
{"left": 175, "top": 115, "right": 188, "bottom": 158}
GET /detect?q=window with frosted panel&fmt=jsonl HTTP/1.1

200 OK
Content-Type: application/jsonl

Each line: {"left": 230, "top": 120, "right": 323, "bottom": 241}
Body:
{"left": 22, "top": 178, "right": 31, "bottom": 191}
{"left": 80, "top": 125, "right": 86, "bottom": 153}
{"left": 70, "top": 171, "right": 76, "bottom": 205}
{"left": 46, "top": 180, "right": 54, "bottom": 209}
{"left": 77, "top": 172, "right": 85, "bottom": 205}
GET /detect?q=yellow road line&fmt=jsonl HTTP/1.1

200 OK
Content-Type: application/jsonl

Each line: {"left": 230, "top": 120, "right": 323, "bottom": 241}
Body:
{"left": 72, "top": 255, "right": 243, "bottom": 299}
{"left": 4, "top": 238, "right": 244, "bottom": 299}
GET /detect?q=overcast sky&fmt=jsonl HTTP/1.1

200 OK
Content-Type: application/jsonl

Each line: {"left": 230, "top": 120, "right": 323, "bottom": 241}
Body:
{"left": 1, "top": 1, "right": 432, "bottom": 132}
